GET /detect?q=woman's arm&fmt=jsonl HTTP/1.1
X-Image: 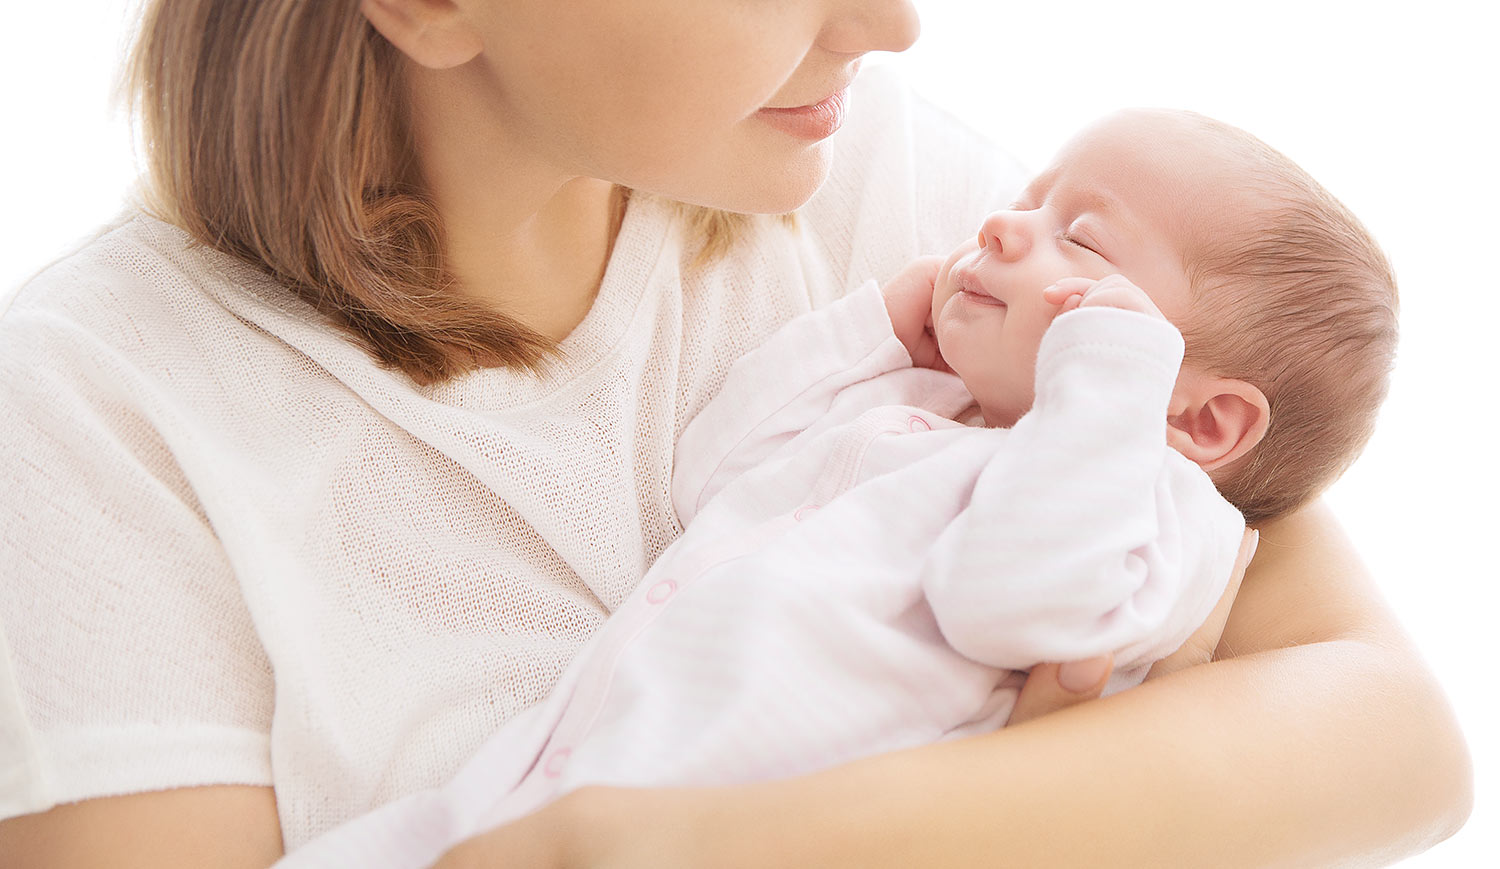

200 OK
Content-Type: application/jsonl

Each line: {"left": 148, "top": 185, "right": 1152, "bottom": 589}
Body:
{"left": 0, "top": 786, "right": 284, "bottom": 868}
{"left": 450, "top": 499, "right": 1473, "bottom": 868}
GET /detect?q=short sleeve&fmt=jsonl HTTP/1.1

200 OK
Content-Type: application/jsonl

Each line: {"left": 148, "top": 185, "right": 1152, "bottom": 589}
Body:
{"left": 0, "top": 312, "right": 274, "bottom": 820}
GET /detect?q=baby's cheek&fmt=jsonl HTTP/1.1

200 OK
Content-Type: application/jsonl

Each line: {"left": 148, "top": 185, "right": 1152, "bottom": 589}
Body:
{"left": 931, "top": 280, "right": 956, "bottom": 324}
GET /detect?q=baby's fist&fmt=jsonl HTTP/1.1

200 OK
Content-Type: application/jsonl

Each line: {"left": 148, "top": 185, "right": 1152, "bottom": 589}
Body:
{"left": 881, "top": 255, "right": 949, "bottom": 370}
{"left": 1042, "top": 274, "right": 1167, "bottom": 321}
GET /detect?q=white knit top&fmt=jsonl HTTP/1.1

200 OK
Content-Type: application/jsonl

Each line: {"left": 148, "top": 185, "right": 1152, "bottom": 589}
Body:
{"left": 0, "top": 68, "right": 1025, "bottom": 846}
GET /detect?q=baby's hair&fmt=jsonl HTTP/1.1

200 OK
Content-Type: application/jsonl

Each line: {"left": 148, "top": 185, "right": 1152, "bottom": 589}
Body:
{"left": 1171, "top": 112, "right": 1398, "bottom": 524}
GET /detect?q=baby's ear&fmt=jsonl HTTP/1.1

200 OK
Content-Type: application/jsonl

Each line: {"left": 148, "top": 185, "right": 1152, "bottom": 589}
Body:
{"left": 1165, "top": 369, "right": 1269, "bottom": 471}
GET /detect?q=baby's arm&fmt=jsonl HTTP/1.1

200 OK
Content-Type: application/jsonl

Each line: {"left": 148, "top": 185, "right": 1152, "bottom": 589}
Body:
{"left": 923, "top": 276, "right": 1245, "bottom": 673}
{"left": 674, "top": 268, "right": 932, "bottom": 523}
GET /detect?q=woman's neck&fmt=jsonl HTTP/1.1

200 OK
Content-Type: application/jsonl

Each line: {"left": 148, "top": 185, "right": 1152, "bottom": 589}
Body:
{"left": 406, "top": 66, "right": 624, "bottom": 344}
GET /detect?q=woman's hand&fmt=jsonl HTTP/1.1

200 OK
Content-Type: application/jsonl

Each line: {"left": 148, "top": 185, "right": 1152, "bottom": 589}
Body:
{"left": 1009, "top": 527, "right": 1257, "bottom": 725}
{"left": 880, "top": 255, "right": 951, "bottom": 372}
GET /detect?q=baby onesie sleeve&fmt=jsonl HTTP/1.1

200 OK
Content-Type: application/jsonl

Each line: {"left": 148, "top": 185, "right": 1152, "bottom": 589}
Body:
{"left": 0, "top": 316, "right": 274, "bottom": 820}
{"left": 920, "top": 308, "right": 1246, "bottom": 673}
{"left": 672, "top": 281, "right": 909, "bottom": 524}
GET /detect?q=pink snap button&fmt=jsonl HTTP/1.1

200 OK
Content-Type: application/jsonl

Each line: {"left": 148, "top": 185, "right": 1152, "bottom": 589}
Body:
{"left": 793, "top": 505, "right": 820, "bottom": 522}
{"left": 908, "top": 415, "right": 932, "bottom": 432}
{"left": 646, "top": 579, "right": 677, "bottom": 604}
{"left": 544, "top": 748, "right": 571, "bottom": 778}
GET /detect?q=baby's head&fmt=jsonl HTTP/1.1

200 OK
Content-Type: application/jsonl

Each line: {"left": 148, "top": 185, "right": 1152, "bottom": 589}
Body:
{"left": 932, "top": 109, "right": 1397, "bottom": 524}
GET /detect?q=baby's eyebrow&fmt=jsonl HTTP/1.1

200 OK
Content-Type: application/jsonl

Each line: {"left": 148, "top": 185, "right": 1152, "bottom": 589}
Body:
{"left": 1017, "top": 169, "right": 1125, "bottom": 222}
{"left": 1015, "top": 169, "right": 1059, "bottom": 207}
{"left": 1048, "top": 180, "right": 1126, "bottom": 223}
{"left": 1073, "top": 189, "right": 1122, "bottom": 218}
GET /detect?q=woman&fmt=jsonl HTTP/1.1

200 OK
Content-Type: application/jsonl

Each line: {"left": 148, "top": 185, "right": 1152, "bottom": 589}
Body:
{"left": 0, "top": 0, "right": 1471, "bottom": 866}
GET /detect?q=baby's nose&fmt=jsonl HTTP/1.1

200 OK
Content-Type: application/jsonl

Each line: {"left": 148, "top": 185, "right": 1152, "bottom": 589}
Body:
{"left": 977, "top": 210, "right": 1033, "bottom": 261}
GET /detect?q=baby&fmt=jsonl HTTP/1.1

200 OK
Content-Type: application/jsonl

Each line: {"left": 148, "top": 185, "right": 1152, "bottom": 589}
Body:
{"left": 278, "top": 109, "right": 1398, "bottom": 868}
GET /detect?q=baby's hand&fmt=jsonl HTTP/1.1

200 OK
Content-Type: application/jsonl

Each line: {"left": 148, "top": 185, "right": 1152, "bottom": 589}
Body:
{"left": 1042, "top": 274, "right": 1168, "bottom": 321}
{"left": 881, "top": 255, "right": 951, "bottom": 372}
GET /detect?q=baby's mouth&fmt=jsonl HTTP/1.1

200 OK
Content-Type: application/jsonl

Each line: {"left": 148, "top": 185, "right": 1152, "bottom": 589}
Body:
{"left": 953, "top": 266, "right": 1007, "bottom": 307}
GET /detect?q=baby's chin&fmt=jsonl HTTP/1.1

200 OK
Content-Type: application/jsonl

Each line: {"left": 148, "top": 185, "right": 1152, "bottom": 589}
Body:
{"left": 941, "top": 351, "right": 1029, "bottom": 429}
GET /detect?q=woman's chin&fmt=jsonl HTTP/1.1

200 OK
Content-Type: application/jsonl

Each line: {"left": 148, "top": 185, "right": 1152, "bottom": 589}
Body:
{"left": 745, "top": 177, "right": 832, "bottom": 215}
{"left": 723, "top": 142, "right": 835, "bottom": 214}
{"left": 639, "top": 133, "right": 835, "bottom": 215}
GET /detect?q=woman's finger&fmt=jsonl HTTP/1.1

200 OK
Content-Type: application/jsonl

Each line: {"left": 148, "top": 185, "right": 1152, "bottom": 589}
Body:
{"left": 1146, "top": 527, "right": 1258, "bottom": 680}
{"left": 1008, "top": 653, "right": 1113, "bottom": 726}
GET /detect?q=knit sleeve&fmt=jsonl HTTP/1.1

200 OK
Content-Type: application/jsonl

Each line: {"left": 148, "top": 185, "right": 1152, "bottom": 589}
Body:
{"left": 0, "top": 313, "right": 274, "bottom": 821}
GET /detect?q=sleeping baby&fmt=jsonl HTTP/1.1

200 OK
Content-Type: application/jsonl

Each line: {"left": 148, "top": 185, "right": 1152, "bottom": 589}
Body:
{"left": 278, "top": 107, "right": 1398, "bottom": 868}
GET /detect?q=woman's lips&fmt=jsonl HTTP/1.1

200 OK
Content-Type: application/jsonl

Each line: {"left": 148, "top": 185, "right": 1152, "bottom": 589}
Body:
{"left": 757, "top": 89, "right": 848, "bottom": 141}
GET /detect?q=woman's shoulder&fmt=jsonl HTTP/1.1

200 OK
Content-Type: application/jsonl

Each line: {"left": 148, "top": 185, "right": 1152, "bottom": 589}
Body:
{"left": 797, "top": 65, "right": 1027, "bottom": 293}
{"left": 1, "top": 210, "right": 369, "bottom": 402}
{"left": 6, "top": 213, "right": 221, "bottom": 367}
{"left": 6, "top": 211, "right": 255, "bottom": 350}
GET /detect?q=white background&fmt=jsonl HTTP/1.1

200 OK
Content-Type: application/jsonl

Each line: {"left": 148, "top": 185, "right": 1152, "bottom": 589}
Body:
{"left": 1, "top": 1, "right": 1494, "bottom": 865}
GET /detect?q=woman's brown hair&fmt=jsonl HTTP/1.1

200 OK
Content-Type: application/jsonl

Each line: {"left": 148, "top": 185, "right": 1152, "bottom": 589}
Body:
{"left": 129, "top": 0, "right": 753, "bottom": 384}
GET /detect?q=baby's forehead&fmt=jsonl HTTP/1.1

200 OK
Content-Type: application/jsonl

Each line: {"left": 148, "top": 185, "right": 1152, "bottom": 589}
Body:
{"left": 1050, "top": 110, "right": 1233, "bottom": 181}
{"left": 1039, "top": 114, "right": 1266, "bottom": 237}
{"left": 1075, "top": 107, "right": 1225, "bottom": 150}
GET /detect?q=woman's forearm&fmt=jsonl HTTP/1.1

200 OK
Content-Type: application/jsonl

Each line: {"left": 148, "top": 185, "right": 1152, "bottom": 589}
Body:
{"left": 545, "top": 500, "right": 1471, "bottom": 868}
{"left": 672, "top": 637, "right": 1468, "bottom": 868}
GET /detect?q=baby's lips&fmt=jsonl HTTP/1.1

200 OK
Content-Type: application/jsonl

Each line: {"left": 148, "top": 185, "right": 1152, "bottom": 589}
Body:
{"left": 952, "top": 264, "right": 999, "bottom": 300}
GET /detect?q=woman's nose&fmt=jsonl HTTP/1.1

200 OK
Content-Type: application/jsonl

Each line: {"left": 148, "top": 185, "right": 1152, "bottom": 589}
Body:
{"left": 818, "top": 0, "right": 921, "bottom": 55}
{"left": 977, "top": 210, "right": 1032, "bottom": 261}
